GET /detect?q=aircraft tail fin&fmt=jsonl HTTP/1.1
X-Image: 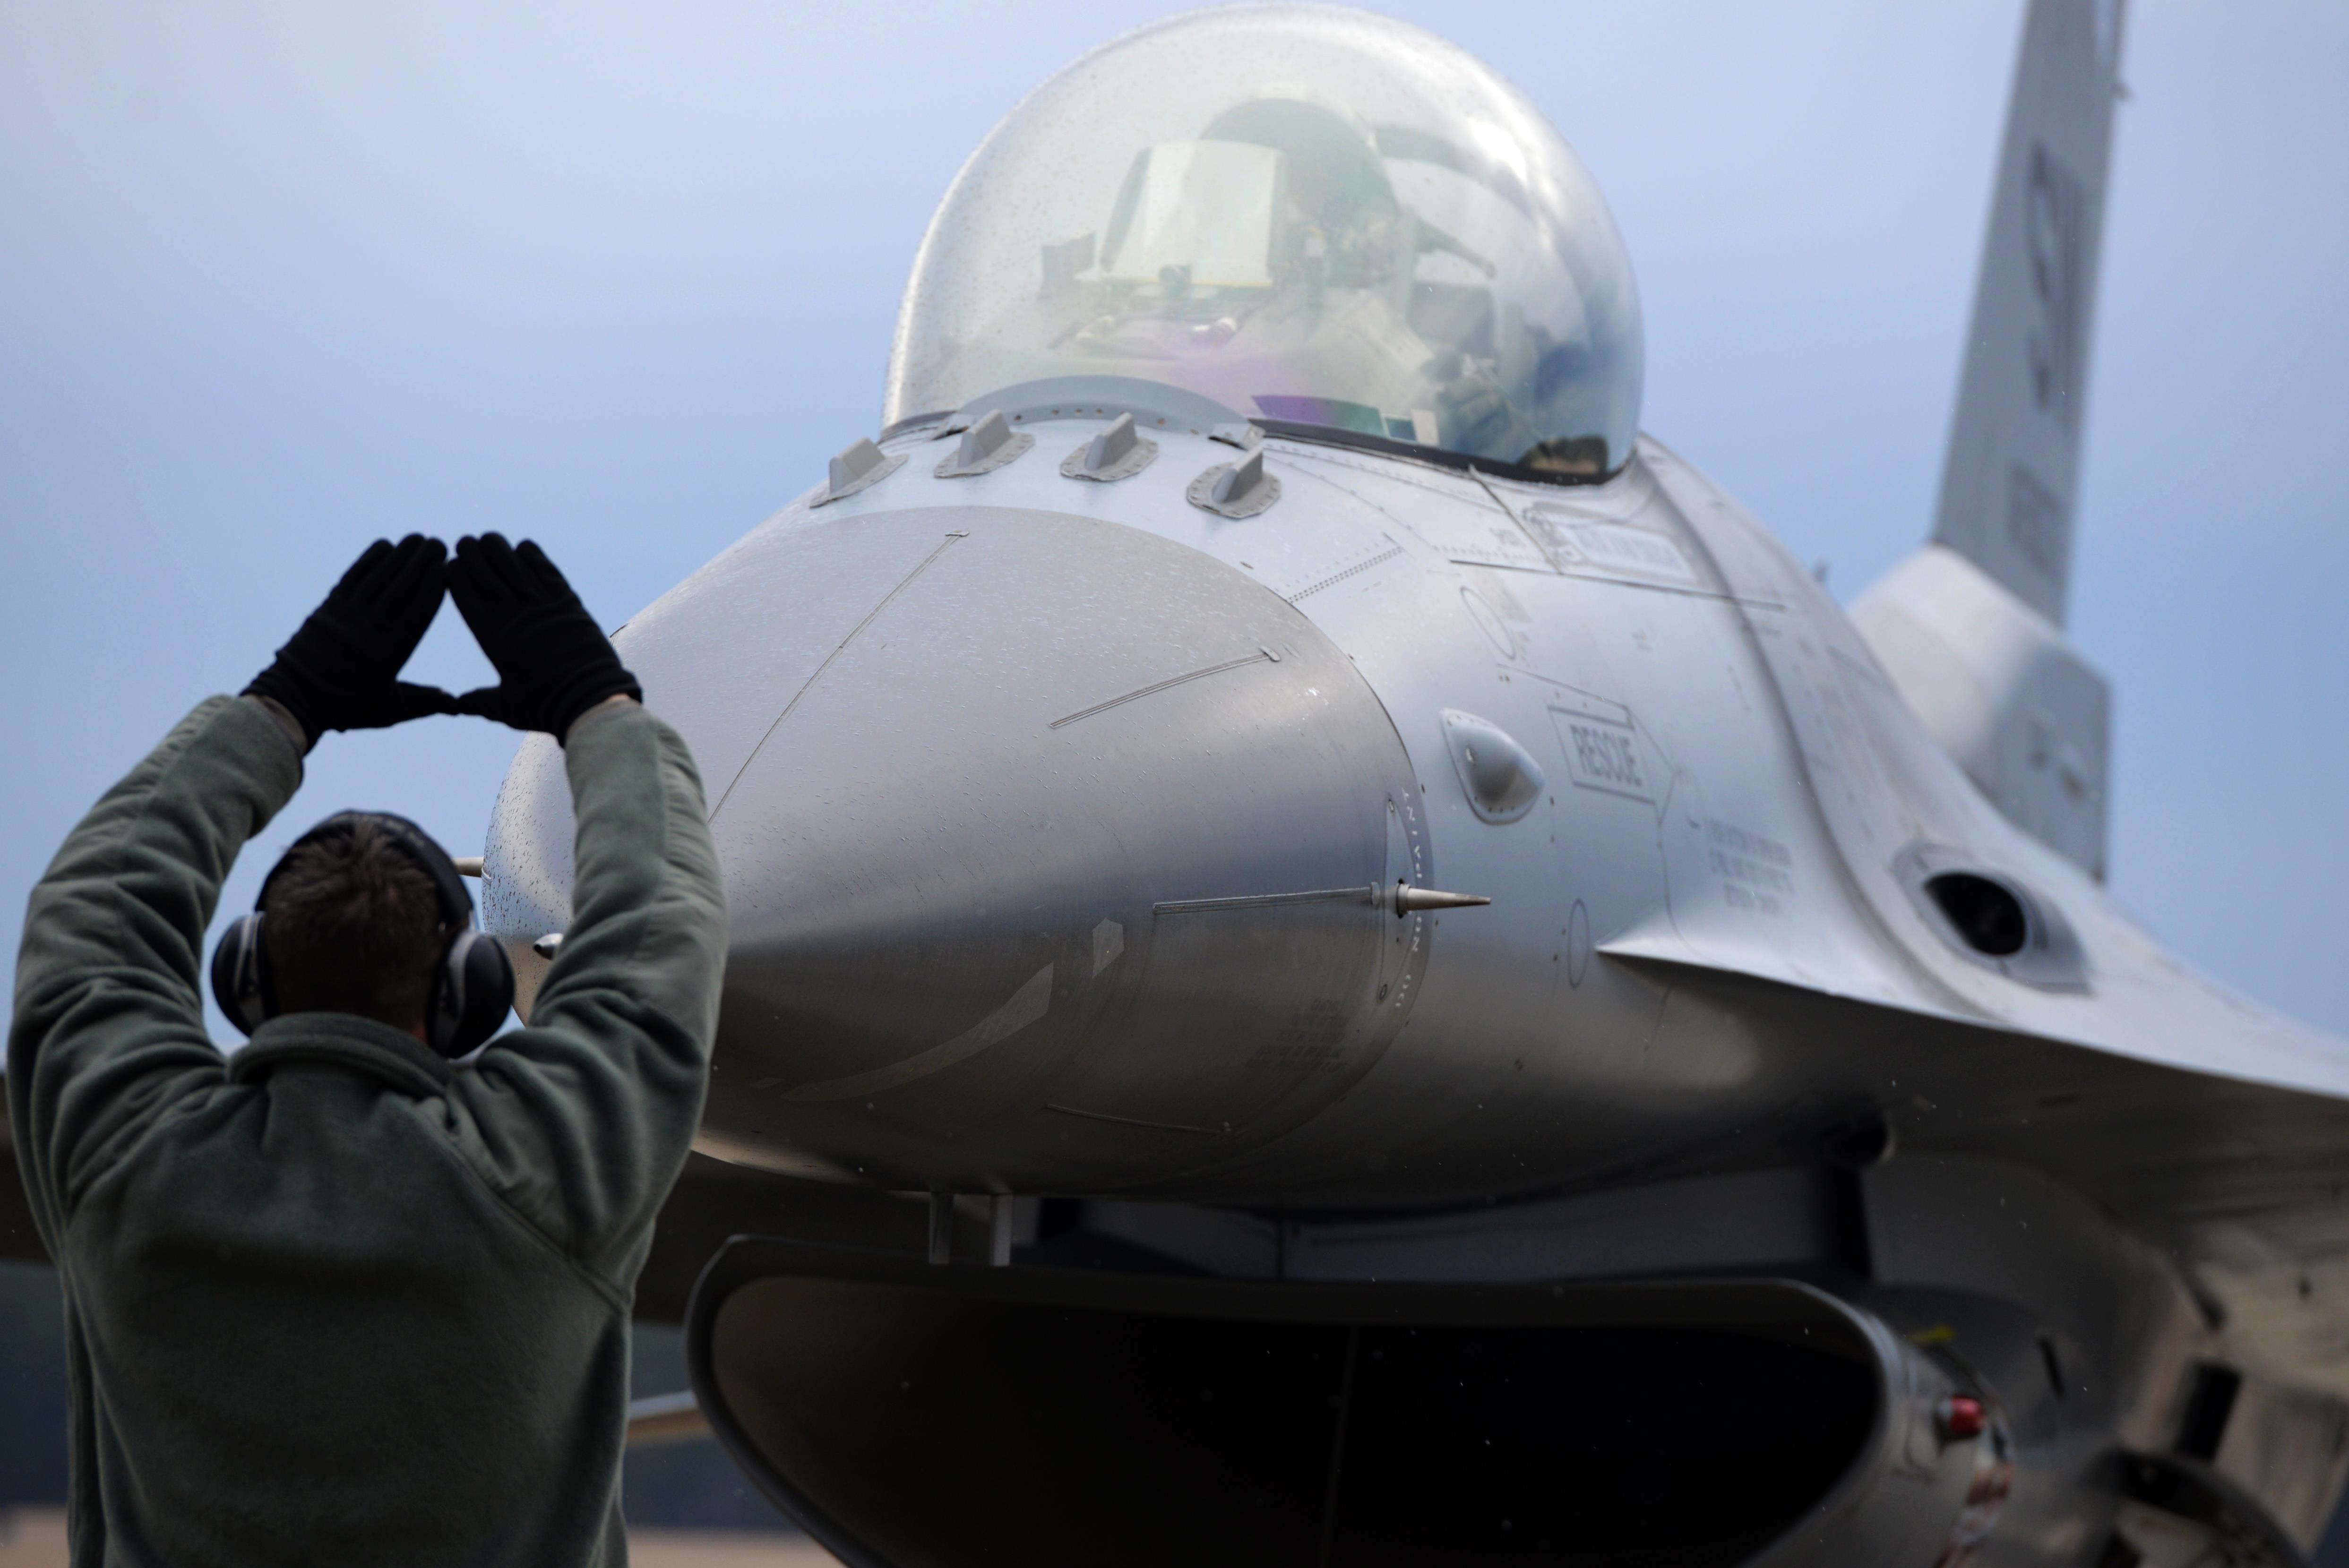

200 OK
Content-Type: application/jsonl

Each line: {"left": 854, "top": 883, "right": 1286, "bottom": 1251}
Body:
{"left": 1855, "top": 0, "right": 2126, "bottom": 880}
{"left": 1930, "top": 0, "right": 2127, "bottom": 628}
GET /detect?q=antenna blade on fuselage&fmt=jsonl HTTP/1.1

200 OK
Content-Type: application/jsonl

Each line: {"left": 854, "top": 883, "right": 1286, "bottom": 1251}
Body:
{"left": 1931, "top": 0, "right": 2126, "bottom": 629}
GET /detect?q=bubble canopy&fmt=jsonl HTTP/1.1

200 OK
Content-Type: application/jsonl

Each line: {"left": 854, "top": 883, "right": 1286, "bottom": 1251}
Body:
{"left": 881, "top": 5, "right": 1643, "bottom": 478}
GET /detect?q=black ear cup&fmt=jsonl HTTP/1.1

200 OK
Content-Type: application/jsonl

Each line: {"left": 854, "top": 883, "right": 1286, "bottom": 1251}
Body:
{"left": 431, "top": 929, "right": 516, "bottom": 1058}
{"left": 210, "top": 912, "right": 274, "bottom": 1037}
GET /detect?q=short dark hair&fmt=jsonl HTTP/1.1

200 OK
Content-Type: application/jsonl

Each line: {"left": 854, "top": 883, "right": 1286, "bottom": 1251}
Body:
{"left": 263, "top": 818, "right": 445, "bottom": 1028}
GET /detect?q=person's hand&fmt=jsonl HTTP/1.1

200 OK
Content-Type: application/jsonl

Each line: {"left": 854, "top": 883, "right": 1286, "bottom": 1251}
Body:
{"left": 446, "top": 533, "right": 641, "bottom": 741}
{"left": 243, "top": 535, "right": 458, "bottom": 750}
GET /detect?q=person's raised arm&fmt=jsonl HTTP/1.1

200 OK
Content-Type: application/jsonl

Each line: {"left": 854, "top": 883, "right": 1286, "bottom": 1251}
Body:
{"left": 441, "top": 535, "right": 725, "bottom": 1281}
{"left": 9, "top": 536, "right": 456, "bottom": 1242}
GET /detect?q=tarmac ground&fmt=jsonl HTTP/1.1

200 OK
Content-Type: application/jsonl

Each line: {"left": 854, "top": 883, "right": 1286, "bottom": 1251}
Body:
{"left": 0, "top": 1509, "right": 843, "bottom": 1565}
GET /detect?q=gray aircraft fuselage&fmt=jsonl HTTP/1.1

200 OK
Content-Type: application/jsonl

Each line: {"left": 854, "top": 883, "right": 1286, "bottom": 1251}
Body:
{"left": 490, "top": 392, "right": 2345, "bottom": 1216}
{"left": 480, "top": 4, "right": 2349, "bottom": 1562}
{"left": 484, "top": 389, "right": 2349, "bottom": 1563}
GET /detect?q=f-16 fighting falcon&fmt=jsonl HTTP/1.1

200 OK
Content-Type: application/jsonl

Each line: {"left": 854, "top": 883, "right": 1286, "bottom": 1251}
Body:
{"left": 471, "top": 3, "right": 2349, "bottom": 1565}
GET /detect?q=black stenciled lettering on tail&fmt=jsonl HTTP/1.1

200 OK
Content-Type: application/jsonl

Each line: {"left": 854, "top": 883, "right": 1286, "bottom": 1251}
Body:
{"left": 2027, "top": 141, "right": 2087, "bottom": 436}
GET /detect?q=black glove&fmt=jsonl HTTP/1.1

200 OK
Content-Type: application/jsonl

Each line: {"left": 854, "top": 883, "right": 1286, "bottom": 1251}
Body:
{"left": 243, "top": 535, "right": 458, "bottom": 750}
{"left": 447, "top": 533, "right": 641, "bottom": 740}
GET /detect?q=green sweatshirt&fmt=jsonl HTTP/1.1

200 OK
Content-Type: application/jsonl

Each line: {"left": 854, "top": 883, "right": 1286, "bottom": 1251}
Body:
{"left": 9, "top": 694, "right": 728, "bottom": 1568}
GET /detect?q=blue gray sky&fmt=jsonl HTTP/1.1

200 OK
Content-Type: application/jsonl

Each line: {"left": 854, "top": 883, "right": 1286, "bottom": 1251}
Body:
{"left": 4, "top": 2, "right": 2344, "bottom": 1036}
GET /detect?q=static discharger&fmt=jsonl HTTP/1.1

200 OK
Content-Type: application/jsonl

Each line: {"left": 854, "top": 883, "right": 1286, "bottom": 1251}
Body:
{"left": 936, "top": 409, "right": 1034, "bottom": 478}
{"left": 1061, "top": 412, "right": 1157, "bottom": 481}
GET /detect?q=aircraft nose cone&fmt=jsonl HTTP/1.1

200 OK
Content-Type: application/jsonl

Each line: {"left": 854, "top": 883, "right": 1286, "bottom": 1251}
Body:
{"left": 702, "top": 506, "right": 1430, "bottom": 1192}
{"left": 488, "top": 504, "right": 1430, "bottom": 1194}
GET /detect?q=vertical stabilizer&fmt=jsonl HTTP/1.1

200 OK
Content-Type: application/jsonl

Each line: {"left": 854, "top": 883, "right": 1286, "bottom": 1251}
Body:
{"left": 1931, "top": 0, "right": 2126, "bottom": 627}
{"left": 1857, "top": 0, "right": 2126, "bottom": 879}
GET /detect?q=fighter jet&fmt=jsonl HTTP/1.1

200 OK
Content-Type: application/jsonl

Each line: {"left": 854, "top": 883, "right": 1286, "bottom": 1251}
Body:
{"left": 483, "top": 3, "right": 2349, "bottom": 1563}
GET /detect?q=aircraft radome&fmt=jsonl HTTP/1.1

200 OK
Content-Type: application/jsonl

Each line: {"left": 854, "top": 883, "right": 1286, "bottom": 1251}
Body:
{"left": 479, "top": 4, "right": 2349, "bottom": 1564}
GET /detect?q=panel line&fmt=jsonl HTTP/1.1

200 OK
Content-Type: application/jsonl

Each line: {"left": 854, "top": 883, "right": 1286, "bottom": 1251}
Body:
{"left": 709, "top": 531, "right": 967, "bottom": 820}
{"left": 1047, "top": 651, "right": 1273, "bottom": 730}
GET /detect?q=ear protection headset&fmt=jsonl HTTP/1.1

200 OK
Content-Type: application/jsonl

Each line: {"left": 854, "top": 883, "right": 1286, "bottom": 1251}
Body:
{"left": 210, "top": 811, "right": 516, "bottom": 1058}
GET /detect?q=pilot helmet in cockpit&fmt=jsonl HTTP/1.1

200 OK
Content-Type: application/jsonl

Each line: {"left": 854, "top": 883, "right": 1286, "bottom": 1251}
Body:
{"left": 1201, "top": 98, "right": 1395, "bottom": 270}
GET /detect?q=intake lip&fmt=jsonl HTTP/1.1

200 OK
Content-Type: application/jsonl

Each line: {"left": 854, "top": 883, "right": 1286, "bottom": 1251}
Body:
{"left": 684, "top": 1237, "right": 1957, "bottom": 1568}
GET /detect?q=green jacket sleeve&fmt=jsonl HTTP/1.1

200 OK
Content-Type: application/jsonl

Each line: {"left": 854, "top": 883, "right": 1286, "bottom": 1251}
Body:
{"left": 447, "top": 701, "right": 728, "bottom": 1285}
{"left": 8, "top": 697, "right": 302, "bottom": 1250}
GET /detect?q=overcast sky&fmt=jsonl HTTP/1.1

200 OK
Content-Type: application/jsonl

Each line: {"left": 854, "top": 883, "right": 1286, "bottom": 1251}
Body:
{"left": 3, "top": 1, "right": 2344, "bottom": 1038}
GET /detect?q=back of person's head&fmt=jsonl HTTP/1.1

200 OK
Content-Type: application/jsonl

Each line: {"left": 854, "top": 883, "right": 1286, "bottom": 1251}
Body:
{"left": 262, "top": 817, "right": 446, "bottom": 1029}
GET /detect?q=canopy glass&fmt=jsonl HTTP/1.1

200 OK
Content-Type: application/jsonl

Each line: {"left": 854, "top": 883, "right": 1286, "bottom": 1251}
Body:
{"left": 882, "top": 5, "right": 1643, "bottom": 477}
